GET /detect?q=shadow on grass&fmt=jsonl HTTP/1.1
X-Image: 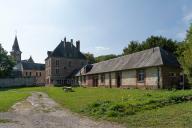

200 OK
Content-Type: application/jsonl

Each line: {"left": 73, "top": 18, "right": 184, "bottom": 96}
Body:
{"left": 0, "top": 86, "right": 42, "bottom": 92}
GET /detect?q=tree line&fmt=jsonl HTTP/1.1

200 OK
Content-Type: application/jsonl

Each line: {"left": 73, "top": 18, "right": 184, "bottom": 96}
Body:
{"left": 84, "top": 24, "right": 192, "bottom": 84}
{"left": 0, "top": 24, "right": 192, "bottom": 82}
{"left": 84, "top": 36, "right": 179, "bottom": 63}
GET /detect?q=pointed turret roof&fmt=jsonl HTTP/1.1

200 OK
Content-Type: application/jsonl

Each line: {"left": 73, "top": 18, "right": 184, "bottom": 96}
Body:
{"left": 28, "top": 56, "right": 34, "bottom": 63}
{"left": 12, "top": 35, "right": 21, "bottom": 52}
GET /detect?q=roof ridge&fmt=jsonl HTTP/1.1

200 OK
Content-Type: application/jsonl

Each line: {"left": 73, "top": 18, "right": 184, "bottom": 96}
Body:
{"left": 158, "top": 47, "right": 164, "bottom": 65}
{"left": 92, "top": 47, "right": 160, "bottom": 66}
{"left": 51, "top": 40, "right": 64, "bottom": 56}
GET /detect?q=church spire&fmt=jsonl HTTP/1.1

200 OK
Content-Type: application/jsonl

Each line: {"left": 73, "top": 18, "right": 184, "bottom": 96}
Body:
{"left": 10, "top": 35, "right": 22, "bottom": 63}
{"left": 12, "top": 35, "right": 21, "bottom": 52}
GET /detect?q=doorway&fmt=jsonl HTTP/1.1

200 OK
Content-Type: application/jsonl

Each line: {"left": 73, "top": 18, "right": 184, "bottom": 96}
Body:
{"left": 109, "top": 73, "right": 112, "bottom": 88}
{"left": 116, "top": 72, "right": 122, "bottom": 88}
{"left": 93, "top": 75, "right": 98, "bottom": 87}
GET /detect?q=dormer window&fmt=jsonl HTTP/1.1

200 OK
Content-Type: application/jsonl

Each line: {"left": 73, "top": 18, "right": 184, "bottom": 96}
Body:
{"left": 56, "top": 60, "right": 59, "bottom": 66}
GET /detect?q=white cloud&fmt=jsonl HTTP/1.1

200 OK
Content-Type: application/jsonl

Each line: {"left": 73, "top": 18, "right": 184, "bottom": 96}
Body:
{"left": 95, "top": 46, "right": 110, "bottom": 51}
{"left": 183, "top": 12, "right": 192, "bottom": 23}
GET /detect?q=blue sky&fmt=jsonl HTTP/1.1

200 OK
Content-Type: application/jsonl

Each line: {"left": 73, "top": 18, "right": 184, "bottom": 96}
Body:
{"left": 0, "top": 0, "right": 192, "bottom": 63}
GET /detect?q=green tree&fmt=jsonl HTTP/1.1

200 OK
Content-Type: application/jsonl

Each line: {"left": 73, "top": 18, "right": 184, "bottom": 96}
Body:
{"left": 180, "top": 24, "right": 192, "bottom": 83}
{"left": 0, "top": 44, "right": 15, "bottom": 77}
{"left": 142, "top": 36, "right": 178, "bottom": 54}
{"left": 95, "top": 54, "right": 118, "bottom": 63}
{"left": 84, "top": 52, "right": 96, "bottom": 64}
{"left": 123, "top": 36, "right": 178, "bottom": 55}
{"left": 123, "top": 41, "right": 143, "bottom": 55}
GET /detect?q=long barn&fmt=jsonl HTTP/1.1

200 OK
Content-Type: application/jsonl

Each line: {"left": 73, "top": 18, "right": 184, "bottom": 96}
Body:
{"left": 75, "top": 47, "right": 184, "bottom": 89}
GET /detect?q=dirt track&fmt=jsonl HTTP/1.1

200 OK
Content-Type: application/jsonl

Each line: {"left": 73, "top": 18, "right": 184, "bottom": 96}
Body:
{"left": 0, "top": 92, "right": 125, "bottom": 128}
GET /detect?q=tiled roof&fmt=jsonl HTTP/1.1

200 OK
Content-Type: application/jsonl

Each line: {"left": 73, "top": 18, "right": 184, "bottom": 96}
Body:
{"left": 76, "top": 47, "right": 180, "bottom": 76}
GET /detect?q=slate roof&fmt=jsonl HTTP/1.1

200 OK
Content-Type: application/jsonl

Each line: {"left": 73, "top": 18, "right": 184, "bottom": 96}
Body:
{"left": 46, "top": 40, "right": 86, "bottom": 60}
{"left": 21, "top": 61, "right": 45, "bottom": 70}
{"left": 13, "top": 61, "right": 45, "bottom": 71}
{"left": 28, "top": 56, "right": 34, "bottom": 63}
{"left": 12, "top": 36, "right": 21, "bottom": 52}
{"left": 76, "top": 47, "right": 180, "bottom": 76}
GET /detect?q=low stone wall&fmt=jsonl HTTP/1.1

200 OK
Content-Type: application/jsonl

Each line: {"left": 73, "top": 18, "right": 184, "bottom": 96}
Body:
{"left": 0, "top": 77, "right": 36, "bottom": 88}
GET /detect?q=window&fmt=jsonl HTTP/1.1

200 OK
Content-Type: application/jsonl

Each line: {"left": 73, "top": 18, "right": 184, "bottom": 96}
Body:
{"left": 169, "top": 72, "right": 176, "bottom": 77}
{"left": 36, "top": 72, "right": 38, "bottom": 76}
{"left": 56, "top": 60, "right": 59, "bottom": 66}
{"left": 29, "top": 72, "right": 32, "bottom": 76}
{"left": 56, "top": 69, "right": 59, "bottom": 74}
{"left": 101, "top": 74, "right": 105, "bottom": 83}
{"left": 39, "top": 72, "right": 41, "bottom": 77}
{"left": 26, "top": 72, "right": 28, "bottom": 76}
{"left": 137, "top": 70, "right": 145, "bottom": 82}
{"left": 68, "top": 61, "right": 71, "bottom": 67}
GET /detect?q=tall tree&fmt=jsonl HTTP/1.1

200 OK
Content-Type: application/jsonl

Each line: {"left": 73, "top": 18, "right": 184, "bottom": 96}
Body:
{"left": 0, "top": 44, "right": 15, "bottom": 77}
{"left": 123, "top": 36, "right": 178, "bottom": 55}
{"left": 143, "top": 36, "right": 178, "bottom": 54}
{"left": 84, "top": 52, "right": 96, "bottom": 64}
{"left": 180, "top": 24, "right": 192, "bottom": 83}
{"left": 123, "top": 41, "right": 143, "bottom": 55}
{"left": 95, "top": 54, "right": 118, "bottom": 63}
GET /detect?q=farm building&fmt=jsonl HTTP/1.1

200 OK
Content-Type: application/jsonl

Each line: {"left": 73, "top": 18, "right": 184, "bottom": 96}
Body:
{"left": 75, "top": 47, "right": 184, "bottom": 89}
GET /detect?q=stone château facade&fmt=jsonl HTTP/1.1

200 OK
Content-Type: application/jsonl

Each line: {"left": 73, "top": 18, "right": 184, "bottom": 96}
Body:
{"left": 45, "top": 37, "right": 88, "bottom": 85}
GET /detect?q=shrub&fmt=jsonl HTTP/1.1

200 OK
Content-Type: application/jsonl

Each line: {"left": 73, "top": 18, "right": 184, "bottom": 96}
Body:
{"left": 81, "top": 94, "right": 192, "bottom": 118}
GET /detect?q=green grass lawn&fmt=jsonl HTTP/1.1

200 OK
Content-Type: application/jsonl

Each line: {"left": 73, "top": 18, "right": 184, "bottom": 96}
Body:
{"left": 0, "top": 89, "right": 30, "bottom": 112}
{"left": 1, "top": 87, "right": 192, "bottom": 127}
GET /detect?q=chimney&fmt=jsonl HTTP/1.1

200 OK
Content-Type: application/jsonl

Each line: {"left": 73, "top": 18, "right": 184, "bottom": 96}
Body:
{"left": 64, "top": 37, "right": 66, "bottom": 42}
{"left": 70, "top": 39, "right": 74, "bottom": 47}
{"left": 71, "top": 39, "right": 73, "bottom": 43}
{"left": 76, "top": 40, "right": 80, "bottom": 51}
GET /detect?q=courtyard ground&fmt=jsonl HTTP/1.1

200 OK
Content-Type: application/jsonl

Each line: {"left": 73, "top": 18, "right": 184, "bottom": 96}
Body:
{"left": 0, "top": 87, "right": 192, "bottom": 128}
{"left": 0, "top": 91, "right": 124, "bottom": 128}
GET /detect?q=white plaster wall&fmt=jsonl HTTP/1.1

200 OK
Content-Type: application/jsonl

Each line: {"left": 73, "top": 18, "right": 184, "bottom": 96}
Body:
{"left": 122, "top": 70, "right": 136, "bottom": 86}
{"left": 105, "top": 73, "right": 110, "bottom": 86}
{"left": 111, "top": 72, "right": 116, "bottom": 87}
{"left": 145, "top": 67, "right": 158, "bottom": 87}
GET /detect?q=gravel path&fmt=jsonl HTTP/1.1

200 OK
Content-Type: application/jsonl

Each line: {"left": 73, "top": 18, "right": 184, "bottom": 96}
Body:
{"left": 0, "top": 92, "right": 125, "bottom": 128}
